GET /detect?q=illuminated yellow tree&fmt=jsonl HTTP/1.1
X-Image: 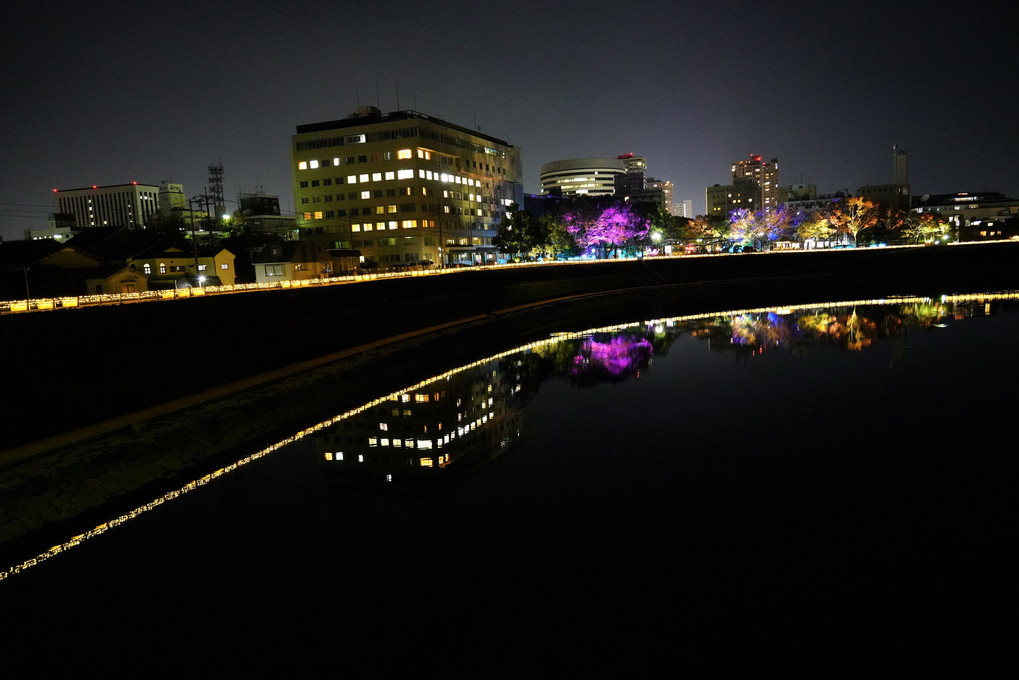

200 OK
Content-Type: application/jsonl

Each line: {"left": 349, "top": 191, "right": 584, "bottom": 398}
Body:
{"left": 797, "top": 213, "right": 837, "bottom": 246}
{"left": 900, "top": 211, "right": 950, "bottom": 244}
{"left": 825, "top": 197, "right": 880, "bottom": 245}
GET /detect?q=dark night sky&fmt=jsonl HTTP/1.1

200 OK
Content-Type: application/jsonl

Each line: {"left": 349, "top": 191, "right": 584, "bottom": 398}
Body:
{"left": 1, "top": 1, "right": 1015, "bottom": 241}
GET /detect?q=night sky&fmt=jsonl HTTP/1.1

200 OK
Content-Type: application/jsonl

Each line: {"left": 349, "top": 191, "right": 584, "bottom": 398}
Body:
{"left": 2, "top": 1, "right": 1015, "bottom": 241}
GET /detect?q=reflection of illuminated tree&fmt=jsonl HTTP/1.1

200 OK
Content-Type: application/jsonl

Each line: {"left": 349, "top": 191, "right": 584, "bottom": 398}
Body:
{"left": 569, "top": 335, "right": 653, "bottom": 386}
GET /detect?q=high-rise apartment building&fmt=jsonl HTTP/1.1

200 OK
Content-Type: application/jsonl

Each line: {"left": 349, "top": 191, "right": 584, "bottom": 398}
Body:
{"left": 731, "top": 154, "right": 779, "bottom": 211}
{"left": 291, "top": 106, "right": 523, "bottom": 268}
{"left": 705, "top": 154, "right": 780, "bottom": 216}
{"left": 53, "top": 182, "right": 160, "bottom": 229}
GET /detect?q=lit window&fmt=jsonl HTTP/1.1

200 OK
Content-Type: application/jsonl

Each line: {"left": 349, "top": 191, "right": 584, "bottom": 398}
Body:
{"left": 398, "top": 149, "right": 412, "bottom": 159}
{"left": 360, "top": 191, "right": 371, "bottom": 199}
{"left": 359, "top": 174, "right": 369, "bottom": 183}
{"left": 401, "top": 220, "right": 417, "bottom": 229}
{"left": 347, "top": 175, "right": 357, "bottom": 184}
{"left": 385, "top": 171, "right": 395, "bottom": 181}
{"left": 314, "top": 211, "right": 323, "bottom": 219}
{"left": 397, "top": 169, "right": 414, "bottom": 180}
{"left": 372, "top": 173, "right": 382, "bottom": 182}
{"left": 298, "top": 161, "right": 308, "bottom": 170}
{"left": 309, "top": 160, "right": 319, "bottom": 169}
{"left": 352, "top": 224, "right": 361, "bottom": 232}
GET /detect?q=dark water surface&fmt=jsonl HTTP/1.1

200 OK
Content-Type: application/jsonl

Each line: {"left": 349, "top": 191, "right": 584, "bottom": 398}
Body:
{"left": 5, "top": 293, "right": 1015, "bottom": 670}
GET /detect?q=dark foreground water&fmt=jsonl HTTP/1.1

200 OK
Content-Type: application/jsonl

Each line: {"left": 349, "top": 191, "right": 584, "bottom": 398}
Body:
{"left": 4, "top": 293, "right": 1016, "bottom": 671}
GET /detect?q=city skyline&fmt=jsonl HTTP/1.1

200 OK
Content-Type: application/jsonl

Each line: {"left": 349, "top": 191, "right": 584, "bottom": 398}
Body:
{"left": 2, "top": 1, "right": 1016, "bottom": 242}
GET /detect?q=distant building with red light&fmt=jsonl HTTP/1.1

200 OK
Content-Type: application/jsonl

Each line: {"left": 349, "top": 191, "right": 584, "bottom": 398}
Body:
{"left": 53, "top": 182, "right": 160, "bottom": 229}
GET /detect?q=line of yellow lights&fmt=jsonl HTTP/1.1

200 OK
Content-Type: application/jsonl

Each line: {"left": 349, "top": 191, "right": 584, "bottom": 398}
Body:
{"left": 0, "top": 256, "right": 671, "bottom": 315}
{"left": 3, "top": 289, "right": 1017, "bottom": 581}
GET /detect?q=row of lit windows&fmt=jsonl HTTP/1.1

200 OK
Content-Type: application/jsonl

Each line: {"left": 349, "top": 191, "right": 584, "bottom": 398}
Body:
{"left": 297, "top": 148, "right": 435, "bottom": 170}
{"left": 302, "top": 189, "right": 488, "bottom": 206}
{"left": 299, "top": 163, "right": 496, "bottom": 191}
{"left": 298, "top": 146, "right": 507, "bottom": 175}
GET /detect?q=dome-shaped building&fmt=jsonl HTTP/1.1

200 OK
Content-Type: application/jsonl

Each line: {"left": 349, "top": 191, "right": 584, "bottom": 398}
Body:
{"left": 539, "top": 157, "right": 626, "bottom": 196}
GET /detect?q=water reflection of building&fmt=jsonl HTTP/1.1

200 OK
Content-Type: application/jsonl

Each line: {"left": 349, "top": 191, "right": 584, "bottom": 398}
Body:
{"left": 315, "top": 363, "right": 529, "bottom": 490}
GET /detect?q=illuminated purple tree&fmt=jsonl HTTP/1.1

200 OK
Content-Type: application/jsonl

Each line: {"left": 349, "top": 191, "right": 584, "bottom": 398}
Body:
{"left": 563, "top": 202, "right": 650, "bottom": 258}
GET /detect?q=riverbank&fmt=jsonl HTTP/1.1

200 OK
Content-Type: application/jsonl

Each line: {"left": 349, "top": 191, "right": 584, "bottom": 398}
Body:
{"left": 5, "top": 243, "right": 1018, "bottom": 452}
{"left": 2, "top": 242, "right": 1018, "bottom": 564}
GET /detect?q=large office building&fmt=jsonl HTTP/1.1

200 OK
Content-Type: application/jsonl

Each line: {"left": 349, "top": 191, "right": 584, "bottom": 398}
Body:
{"left": 53, "top": 182, "right": 160, "bottom": 230}
{"left": 539, "top": 157, "right": 626, "bottom": 196}
{"left": 291, "top": 106, "right": 523, "bottom": 268}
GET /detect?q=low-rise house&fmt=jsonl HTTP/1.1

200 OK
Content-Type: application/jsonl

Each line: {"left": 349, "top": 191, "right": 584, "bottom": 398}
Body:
{"left": 128, "top": 246, "right": 236, "bottom": 288}
{"left": 249, "top": 241, "right": 345, "bottom": 283}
